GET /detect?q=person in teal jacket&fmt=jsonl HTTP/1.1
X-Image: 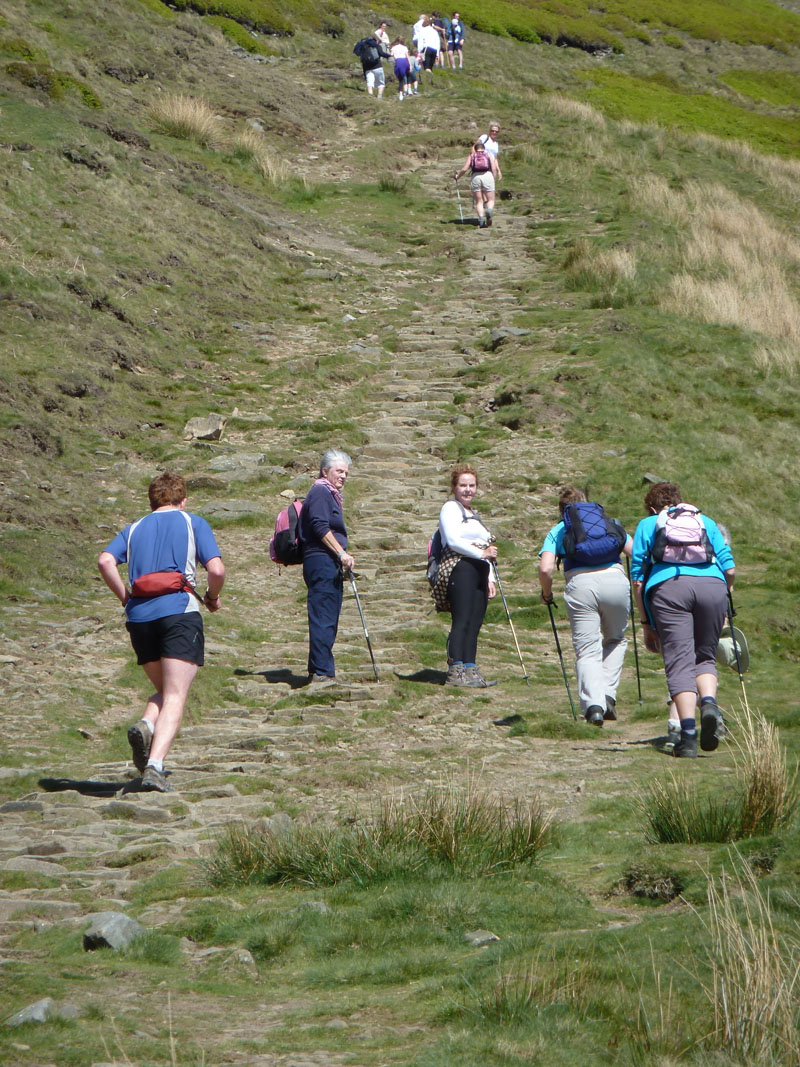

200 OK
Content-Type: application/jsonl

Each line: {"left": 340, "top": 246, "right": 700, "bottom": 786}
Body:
{"left": 631, "top": 482, "right": 735, "bottom": 758}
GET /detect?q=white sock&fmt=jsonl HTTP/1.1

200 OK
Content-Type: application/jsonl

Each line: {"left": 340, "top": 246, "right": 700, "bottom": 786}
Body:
{"left": 146, "top": 758, "right": 164, "bottom": 772}
{"left": 668, "top": 719, "right": 681, "bottom": 733}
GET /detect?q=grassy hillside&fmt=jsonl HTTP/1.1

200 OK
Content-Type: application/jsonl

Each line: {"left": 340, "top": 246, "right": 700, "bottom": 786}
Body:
{"left": 1, "top": 0, "right": 800, "bottom": 1063}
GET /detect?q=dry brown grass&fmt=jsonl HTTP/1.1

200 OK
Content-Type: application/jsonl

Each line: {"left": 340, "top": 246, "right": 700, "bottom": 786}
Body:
{"left": 232, "top": 127, "right": 291, "bottom": 186}
{"left": 148, "top": 94, "right": 225, "bottom": 149}
{"left": 700, "top": 860, "right": 800, "bottom": 1063}
{"left": 630, "top": 174, "right": 800, "bottom": 352}
{"left": 729, "top": 704, "right": 799, "bottom": 837}
{"left": 564, "top": 237, "right": 637, "bottom": 290}
{"left": 542, "top": 94, "right": 606, "bottom": 128}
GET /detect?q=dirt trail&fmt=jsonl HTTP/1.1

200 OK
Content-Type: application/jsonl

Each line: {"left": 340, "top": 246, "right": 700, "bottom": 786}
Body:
{"left": 0, "top": 108, "right": 652, "bottom": 1056}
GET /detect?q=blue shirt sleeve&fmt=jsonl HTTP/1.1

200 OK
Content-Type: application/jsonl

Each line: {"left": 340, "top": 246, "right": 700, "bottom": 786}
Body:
{"left": 539, "top": 522, "right": 564, "bottom": 557}
{"left": 191, "top": 514, "right": 221, "bottom": 564}
{"left": 104, "top": 524, "right": 133, "bottom": 564}
{"left": 630, "top": 516, "right": 656, "bottom": 582}
{"left": 702, "top": 516, "right": 734, "bottom": 570}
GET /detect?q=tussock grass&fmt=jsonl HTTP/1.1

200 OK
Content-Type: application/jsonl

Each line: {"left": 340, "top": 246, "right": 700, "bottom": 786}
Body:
{"left": 509, "top": 142, "right": 541, "bottom": 164}
{"left": 464, "top": 948, "right": 595, "bottom": 1022}
{"left": 564, "top": 238, "right": 636, "bottom": 287}
{"left": 731, "top": 705, "right": 799, "bottom": 838}
{"left": 699, "top": 860, "right": 800, "bottom": 1062}
{"left": 630, "top": 174, "right": 800, "bottom": 346}
{"left": 641, "top": 706, "right": 798, "bottom": 844}
{"left": 207, "top": 781, "right": 554, "bottom": 888}
{"left": 753, "top": 341, "right": 800, "bottom": 376}
{"left": 641, "top": 774, "right": 740, "bottom": 845}
{"left": 148, "top": 93, "right": 225, "bottom": 148}
{"left": 231, "top": 127, "right": 290, "bottom": 185}
{"left": 377, "top": 173, "right": 409, "bottom": 194}
{"left": 541, "top": 93, "right": 606, "bottom": 128}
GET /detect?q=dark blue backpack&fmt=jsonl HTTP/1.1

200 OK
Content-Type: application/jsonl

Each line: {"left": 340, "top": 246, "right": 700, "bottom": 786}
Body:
{"left": 561, "top": 502, "right": 626, "bottom": 568}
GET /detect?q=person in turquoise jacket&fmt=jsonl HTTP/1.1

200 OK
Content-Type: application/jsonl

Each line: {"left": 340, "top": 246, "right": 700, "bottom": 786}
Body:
{"left": 631, "top": 481, "right": 735, "bottom": 758}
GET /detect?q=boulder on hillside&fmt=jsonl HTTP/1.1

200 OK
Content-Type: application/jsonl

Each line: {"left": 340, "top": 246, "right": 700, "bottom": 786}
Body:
{"left": 4, "top": 997, "right": 79, "bottom": 1027}
{"left": 183, "top": 414, "right": 227, "bottom": 441}
{"left": 83, "top": 911, "right": 144, "bottom": 951}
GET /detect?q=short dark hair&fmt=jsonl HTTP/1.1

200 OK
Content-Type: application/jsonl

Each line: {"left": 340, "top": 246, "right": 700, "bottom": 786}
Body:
{"left": 644, "top": 481, "right": 681, "bottom": 513}
{"left": 148, "top": 471, "right": 186, "bottom": 510}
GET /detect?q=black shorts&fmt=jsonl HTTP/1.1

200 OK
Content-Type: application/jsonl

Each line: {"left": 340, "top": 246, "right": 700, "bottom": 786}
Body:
{"left": 423, "top": 47, "right": 438, "bottom": 70}
{"left": 126, "top": 612, "right": 205, "bottom": 666}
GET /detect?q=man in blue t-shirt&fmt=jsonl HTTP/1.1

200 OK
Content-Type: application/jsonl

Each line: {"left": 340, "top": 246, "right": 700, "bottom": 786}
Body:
{"left": 98, "top": 472, "right": 225, "bottom": 791}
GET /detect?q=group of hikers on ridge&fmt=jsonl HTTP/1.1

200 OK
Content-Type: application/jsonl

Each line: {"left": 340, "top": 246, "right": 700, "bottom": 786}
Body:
{"left": 99, "top": 456, "right": 745, "bottom": 792}
{"left": 354, "top": 13, "right": 465, "bottom": 100}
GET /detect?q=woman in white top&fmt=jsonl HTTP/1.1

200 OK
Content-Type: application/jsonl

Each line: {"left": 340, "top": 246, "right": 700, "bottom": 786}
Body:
{"left": 439, "top": 464, "right": 497, "bottom": 687}
{"left": 419, "top": 18, "right": 441, "bottom": 79}
{"left": 479, "top": 123, "right": 501, "bottom": 158}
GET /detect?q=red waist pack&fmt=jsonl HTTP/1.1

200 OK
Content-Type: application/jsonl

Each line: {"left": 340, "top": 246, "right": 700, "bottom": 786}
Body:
{"left": 131, "top": 571, "right": 195, "bottom": 598}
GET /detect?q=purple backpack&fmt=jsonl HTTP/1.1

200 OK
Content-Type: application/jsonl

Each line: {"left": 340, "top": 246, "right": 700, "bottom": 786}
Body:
{"left": 269, "top": 499, "right": 303, "bottom": 566}
{"left": 471, "top": 150, "right": 491, "bottom": 173}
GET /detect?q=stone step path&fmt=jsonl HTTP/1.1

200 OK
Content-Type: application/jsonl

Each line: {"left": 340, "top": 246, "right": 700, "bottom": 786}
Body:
{"left": 0, "top": 119, "right": 655, "bottom": 1050}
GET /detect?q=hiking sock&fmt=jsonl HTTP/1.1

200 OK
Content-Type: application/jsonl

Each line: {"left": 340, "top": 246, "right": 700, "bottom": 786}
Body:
{"left": 681, "top": 718, "right": 696, "bottom": 735}
{"left": 463, "top": 662, "right": 476, "bottom": 669}
{"left": 146, "top": 758, "right": 164, "bottom": 772}
{"left": 700, "top": 696, "right": 718, "bottom": 709}
{"left": 668, "top": 718, "right": 681, "bottom": 733}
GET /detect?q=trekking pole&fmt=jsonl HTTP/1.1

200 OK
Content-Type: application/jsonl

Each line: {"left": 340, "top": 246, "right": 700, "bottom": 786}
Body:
{"left": 454, "top": 178, "right": 464, "bottom": 222}
{"left": 546, "top": 600, "right": 577, "bottom": 720}
{"left": 346, "top": 569, "right": 379, "bottom": 681}
{"left": 490, "top": 562, "right": 529, "bottom": 685}
{"left": 624, "top": 555, "right": 643, "bottom": 704}
{"left": 727, "top": 589, "right": 750, "bottom": 712}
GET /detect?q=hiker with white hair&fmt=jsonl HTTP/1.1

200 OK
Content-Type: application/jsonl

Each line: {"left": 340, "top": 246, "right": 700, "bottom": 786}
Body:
{"left": 298, "top": 449, "right": 354, "bottom": 686}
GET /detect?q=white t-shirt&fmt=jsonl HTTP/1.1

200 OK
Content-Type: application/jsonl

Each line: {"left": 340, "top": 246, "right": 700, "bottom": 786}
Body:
{"left": 439, "top": 500, "right": 492, "bottom": 560}
{"left": 419, "top": 25, "right": 441, "bottom": 52}
{"left": 479, "top": 135, "right": 499, "bottom": 157}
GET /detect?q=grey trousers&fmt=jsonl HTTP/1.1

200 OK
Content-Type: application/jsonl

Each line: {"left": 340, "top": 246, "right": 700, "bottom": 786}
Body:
{"left": 563, "top": 564, "right": 630, "bottom": 713}
{"left": 649, "top": 575, "right": 727, "bottom": 698}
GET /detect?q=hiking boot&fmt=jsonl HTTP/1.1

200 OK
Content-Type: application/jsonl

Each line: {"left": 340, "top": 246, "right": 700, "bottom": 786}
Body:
{"left": 141, "top": 765, "right": 174, "bottom": 792}
{"left": 603, "top": 696, "right": 617, "bottom": 722}
{"left": 463, "top": 665, "right": 498, "bottom": 688}
{"left": 307, "top": 673, "right": 336, "bottom": 689}
{"left": 127, "top": 719, "right": 153, "bottom": 774}
{"left": 700, "top": 700, "right": 724, "bottom": 752}
{"left": 585, "top": 705, "right": 604, "bottom": 727}
{"left": 479, "top": 217, "right": 487, "bottom": 228}
{"left": 486, "top": 213, "right": 493, "bottom": 227}
{"left": 667, "top": 722, "right": 682, "bottom": 748}
{"left": 445, "top": 663, "right": 467, "bottom": 686}
{"left": 672, "top": 731, "right": 698, "bottom": 758}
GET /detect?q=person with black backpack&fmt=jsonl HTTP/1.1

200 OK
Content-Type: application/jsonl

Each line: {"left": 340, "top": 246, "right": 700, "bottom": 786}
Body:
{"left": 353, "top": 32, "right": 390, "bottom": 98}
{"left": 631, "top": 481, "right": 735, "bottom": 758}
{"left": 538, "top": 487, "right": 632, "bottom": 726}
